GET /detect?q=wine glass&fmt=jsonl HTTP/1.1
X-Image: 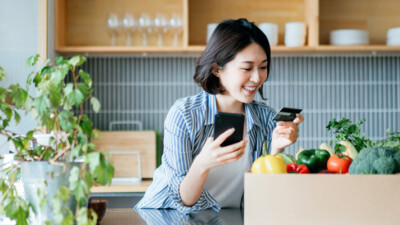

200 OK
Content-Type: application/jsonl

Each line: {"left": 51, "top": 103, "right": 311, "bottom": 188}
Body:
{"left": 153, "top": 13, "right": 169, "bottom": 46}
{"left": 107, "top": 13, "right": 121, "bottom": 46}
{"left": 138, "top": 13, "right": 152, "bottom": 46}
{"left": 122, "top": 13, "right": 136, "bottom": 46}
{"left": 169, "top": 13, "right": 183, "bottom": 46}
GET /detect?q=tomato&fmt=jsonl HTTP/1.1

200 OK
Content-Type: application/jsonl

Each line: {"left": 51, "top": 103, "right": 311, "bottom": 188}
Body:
{"left": 327, "top": 153, "right": 353, "bottom": 174}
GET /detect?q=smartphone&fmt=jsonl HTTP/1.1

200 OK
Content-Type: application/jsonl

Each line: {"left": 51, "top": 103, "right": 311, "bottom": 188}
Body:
{"left": 273, "top": 107, "right": 302, "bottom": 121}
{"left": 213, "top": 112, "right": 245, "bottom": 147}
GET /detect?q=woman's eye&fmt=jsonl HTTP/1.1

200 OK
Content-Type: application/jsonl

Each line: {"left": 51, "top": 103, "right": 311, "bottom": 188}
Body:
{"left": 242, "top": 68, "right": 252, "bottom": 71}
{"left": 260, "top": 67, "right": 267, "bottom": 70}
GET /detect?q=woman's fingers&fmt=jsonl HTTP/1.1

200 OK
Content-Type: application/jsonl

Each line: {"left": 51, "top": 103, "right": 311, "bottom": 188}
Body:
{"left": 217, "top": 139, "right": 248, "bottom": 155}
{"left": 213, "top": 128, "right": 235, "bottom": 146}
{"left": 293, "top": 113, "right": 304, "bottom": 125}
{"left": 217, "top": 147, "right": 246, "bottom": 163}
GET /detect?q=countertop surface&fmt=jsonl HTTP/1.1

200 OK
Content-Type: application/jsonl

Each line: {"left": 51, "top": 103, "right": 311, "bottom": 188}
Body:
{"left": 101, "top": 208, "right": 243, "bottom": 225}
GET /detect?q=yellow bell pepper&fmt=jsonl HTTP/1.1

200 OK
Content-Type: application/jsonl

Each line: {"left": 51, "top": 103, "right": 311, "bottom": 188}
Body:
{"left": 251, "top": 154, "right": 287, "bottom": 174}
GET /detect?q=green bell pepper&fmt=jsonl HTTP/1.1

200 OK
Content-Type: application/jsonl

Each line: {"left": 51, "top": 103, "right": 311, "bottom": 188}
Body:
{"left": 296, "top": 149, "right": 330, "bottom": 173}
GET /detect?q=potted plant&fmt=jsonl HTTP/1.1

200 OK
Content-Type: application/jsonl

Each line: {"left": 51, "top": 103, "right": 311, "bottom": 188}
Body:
{"left": 0, "top": 54, "right": 114, "bottom": 224}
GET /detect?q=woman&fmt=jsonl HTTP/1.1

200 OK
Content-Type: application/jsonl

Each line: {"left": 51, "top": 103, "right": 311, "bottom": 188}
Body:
{"left": 135, "top": 18, "right": 304, "bottom": 214}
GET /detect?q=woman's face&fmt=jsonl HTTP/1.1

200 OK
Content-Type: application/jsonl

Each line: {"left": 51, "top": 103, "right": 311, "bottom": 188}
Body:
{"left": 215, "top": 43, "right": 268, "bottom": 104}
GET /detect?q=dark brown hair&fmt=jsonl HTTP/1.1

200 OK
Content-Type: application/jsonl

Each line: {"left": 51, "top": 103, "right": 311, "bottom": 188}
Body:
{"left": 193, "top": 18, "right": 271, "bottom": 99}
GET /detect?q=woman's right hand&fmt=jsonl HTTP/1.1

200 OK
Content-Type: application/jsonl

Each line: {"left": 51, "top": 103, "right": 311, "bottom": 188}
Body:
{"left": 193, "top": 128, "right": 249, "bottom": 172}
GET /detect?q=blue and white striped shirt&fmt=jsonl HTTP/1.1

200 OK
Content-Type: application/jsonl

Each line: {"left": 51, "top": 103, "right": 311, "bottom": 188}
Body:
{"left": 135, "top": 91, "right": 277, "bottom": 214}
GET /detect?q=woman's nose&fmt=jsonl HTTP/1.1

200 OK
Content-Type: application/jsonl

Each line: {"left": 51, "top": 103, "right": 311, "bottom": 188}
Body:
{"left": 250, "top": 70, "right": 261, "bottom": 83}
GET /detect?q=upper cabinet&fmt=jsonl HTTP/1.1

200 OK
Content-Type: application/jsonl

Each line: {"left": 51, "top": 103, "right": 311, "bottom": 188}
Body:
{"left": 55, "top": 0, "right": 400, "bottom": 54}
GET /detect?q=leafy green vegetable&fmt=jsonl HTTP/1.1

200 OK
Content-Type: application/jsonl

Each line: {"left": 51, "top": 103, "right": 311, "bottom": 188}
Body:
{"left": 326, "top": 118, "right": 373, "bottom": 152}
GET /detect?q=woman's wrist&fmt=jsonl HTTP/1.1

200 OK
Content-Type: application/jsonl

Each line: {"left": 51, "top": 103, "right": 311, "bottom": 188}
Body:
{"left": 270, "top": 147, "right": 284, "bottom": 155}
{"left": 270, "top": 141, "right": 284, "bottom": 155}
{"left": 192, "top": 156, "right": 210, "bottom": 175}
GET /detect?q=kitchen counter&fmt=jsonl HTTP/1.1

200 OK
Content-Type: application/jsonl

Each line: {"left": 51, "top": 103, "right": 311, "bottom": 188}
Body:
{"left": 101, "top": 208, "right": 243, "bottom": 225}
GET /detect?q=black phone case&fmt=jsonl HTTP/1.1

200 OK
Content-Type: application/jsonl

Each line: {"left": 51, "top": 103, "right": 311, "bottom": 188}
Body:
{"left": 213, "top": 112, "right": 245, "bottom": 147}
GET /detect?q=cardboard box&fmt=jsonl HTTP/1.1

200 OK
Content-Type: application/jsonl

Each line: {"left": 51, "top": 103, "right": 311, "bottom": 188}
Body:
{"left": 244, "top": 173, "right": 400, "bottom": 225}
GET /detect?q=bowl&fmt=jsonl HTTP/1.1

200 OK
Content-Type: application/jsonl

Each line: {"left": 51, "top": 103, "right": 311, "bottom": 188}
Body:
{"left": 330, "top": 29, "right": 369, "bottom": 45}
{"left": 387, "top": 27, "right": 400, "bottom": 46}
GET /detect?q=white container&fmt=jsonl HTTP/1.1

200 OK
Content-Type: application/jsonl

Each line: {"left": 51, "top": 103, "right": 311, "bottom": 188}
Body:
{"left": 330, "top": 29, "right": 369, "bottom": 45}
{"left": 284, "top": 22, "right": 306, "bottom": 47}
{"left": 387, "top": 27, "right": 400, "bottom": 46}
{"left": 258, "top": 23, "right": 278, "bottom": 46}
{"left": 207, "top": 23, "right": 218, "bottom": 42}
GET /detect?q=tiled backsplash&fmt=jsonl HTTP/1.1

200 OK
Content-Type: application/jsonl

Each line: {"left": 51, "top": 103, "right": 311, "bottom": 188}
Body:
{"left": 81, "top": 54, "right": 400, "bottom": 155}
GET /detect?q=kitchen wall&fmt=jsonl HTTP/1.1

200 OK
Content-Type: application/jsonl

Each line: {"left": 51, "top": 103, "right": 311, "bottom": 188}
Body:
{"left": 0, "top": 0, "right": 39, "bottom": 155}
{"left": 81, "top": 54, "right": 400, "bottom": 155}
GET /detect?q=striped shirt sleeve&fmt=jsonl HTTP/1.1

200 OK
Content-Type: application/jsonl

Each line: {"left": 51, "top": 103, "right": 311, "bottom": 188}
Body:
{"left": 162, "top": 104, "right": 221, "bottom": 214}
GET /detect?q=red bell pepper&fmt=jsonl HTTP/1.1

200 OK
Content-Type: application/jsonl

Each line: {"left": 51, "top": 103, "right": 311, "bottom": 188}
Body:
{"left": 286, "top": 163, "right": 310, "bottom": 174}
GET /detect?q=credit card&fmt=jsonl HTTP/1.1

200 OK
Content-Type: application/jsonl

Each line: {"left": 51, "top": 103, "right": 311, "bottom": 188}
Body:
{"left": 273, "top": 107, "right": 302, "bottom": 121}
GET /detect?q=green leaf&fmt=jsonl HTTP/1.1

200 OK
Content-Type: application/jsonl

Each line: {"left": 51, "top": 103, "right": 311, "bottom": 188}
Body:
{"left": 93, "top": 153, "right": 114, "bottom": 185}
{"left": 64, "top": 83, "right": 74, "bottom": 95}
{"left": 79, "top": 70, "right": 92, "bottom": 87}
{"left": 33, "top": 72, "right": 43, "bottom": 86}
{"left": 57, "top": 110, "right": 74, "bottom": 132}
{"left": 26, "top": 54, "right": 39, "bottom": 67}
{"left": 33, "top": 94, "right": 50, "bottom": 114}
{"left": 0, "top": 66, "right": 6, "bottom": 81}
{"left": 76, "top": 207, "right": 97, "bottom": 225}
{"left": 68, "top": 56, "right": 86, "bottom": 67}
{"left": 58, "top": 186, "right": 71, "bottom": 202}
{"left": 49, "top": 84, "right": 62, "bottom": 107}
{"left": 26, "top": 130, "right": 34, "bottom": 139}
{"left": 14, "top": 111, "right": 21, "bottom": 124}
{"left": 90, "top": 97, "right": 100, "bottom": 113}
{"left": 84, "top": 171, "right": 93, "bottom": 190}
{"left": 67, "top": 89, "right": 84, "bottom": 107}
{"left": 77, "top": 82, "right": 89, "bottom": 97}
{"left": 23, "top": 96, "right": 33, "bottom": 112}
{"left": 51, "top": 70, "right": 63, "bottom": 86}
{"left": 69, "top": 167, "right": 89, "bottom": 205}
{"left": 87, "top": 151, "right": 101, "bottom": 172}
{"left": 334, "top": 144, "right": 346, "bottom": 154}
{"left": 55, "top": 56, "right": 64, "bottom": 65}
{"left": 72, "top": 145, "right": 82, "bottom": 158}
{"left": 80, "top": 115, "right": 93, "bottom": 137}
{"left": 9, "top": 85, "right": 28, "bottom": 108}
{"left": 5, "top": 108, "right": 12, "bottom": 120}
{"left": 39, "top": 59, "right": 52, "bottom": 73}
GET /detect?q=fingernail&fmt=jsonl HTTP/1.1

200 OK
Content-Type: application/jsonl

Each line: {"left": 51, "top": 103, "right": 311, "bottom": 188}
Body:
{"left": 230, "top": 128, "right": 235, "bottom": 132}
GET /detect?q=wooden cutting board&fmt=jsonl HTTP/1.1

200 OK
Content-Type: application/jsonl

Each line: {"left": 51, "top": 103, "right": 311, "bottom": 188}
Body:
{"left": 93, "top": 131, "right": 157, "bottom": 179}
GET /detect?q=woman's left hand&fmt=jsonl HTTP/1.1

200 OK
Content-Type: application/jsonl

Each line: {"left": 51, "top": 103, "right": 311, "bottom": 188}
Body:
{"left": 270, "top": 113, "right": 304, "bottom": 154}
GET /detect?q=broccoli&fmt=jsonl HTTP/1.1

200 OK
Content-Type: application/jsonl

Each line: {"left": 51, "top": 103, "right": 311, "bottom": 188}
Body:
{"left": 348, "top": 146, "right": 400, "bottom": 174}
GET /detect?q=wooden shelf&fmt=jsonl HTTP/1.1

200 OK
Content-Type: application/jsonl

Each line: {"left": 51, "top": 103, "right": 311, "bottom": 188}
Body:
{"left": 54, "top": 0, "right": 400, "bottom": 54}
{"left": 316, "top": 45, "right": 400, "bottom": 52}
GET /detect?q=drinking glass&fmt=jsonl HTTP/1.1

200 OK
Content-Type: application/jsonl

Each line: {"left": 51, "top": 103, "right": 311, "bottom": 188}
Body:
{"left": 153, "top": 13, "right": 169, "bottom": 46}
{"left": 107, "top": 13, "right": 121, "bottom": 46}
{"left": 138, "top": 13, "right": 152, "bottom": 46}
{"left": 122, "top": 13, "right": 136, "bottom": 46}
{"left": 169, "top": 13, "right": 183, "bottom": 46}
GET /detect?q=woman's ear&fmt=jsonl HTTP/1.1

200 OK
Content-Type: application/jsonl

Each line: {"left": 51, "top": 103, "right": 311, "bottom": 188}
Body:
{"left": 211, "top": 63, "right": 221, "bottom": 77}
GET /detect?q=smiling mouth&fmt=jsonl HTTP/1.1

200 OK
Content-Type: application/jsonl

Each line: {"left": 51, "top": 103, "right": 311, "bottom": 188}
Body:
{"left": 244, "top": 86, "right": 257, "bottom": 92}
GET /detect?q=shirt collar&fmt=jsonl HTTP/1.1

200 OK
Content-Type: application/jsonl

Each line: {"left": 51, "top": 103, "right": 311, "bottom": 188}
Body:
{"left": 205, "top": 92, "right": 262, "bottom": 132}
{"left": 205, "top": 92, "right": 218, "bottom": 125}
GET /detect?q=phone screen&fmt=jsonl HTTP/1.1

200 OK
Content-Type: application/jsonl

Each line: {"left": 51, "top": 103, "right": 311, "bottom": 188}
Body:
{"left": 213, "top": 112, "right": 245, "bottom": 147}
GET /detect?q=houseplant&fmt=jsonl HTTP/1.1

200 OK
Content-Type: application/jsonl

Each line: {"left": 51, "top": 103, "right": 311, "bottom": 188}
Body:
{"left": 0, "top": 54, "right": 114, "bottom": 224}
